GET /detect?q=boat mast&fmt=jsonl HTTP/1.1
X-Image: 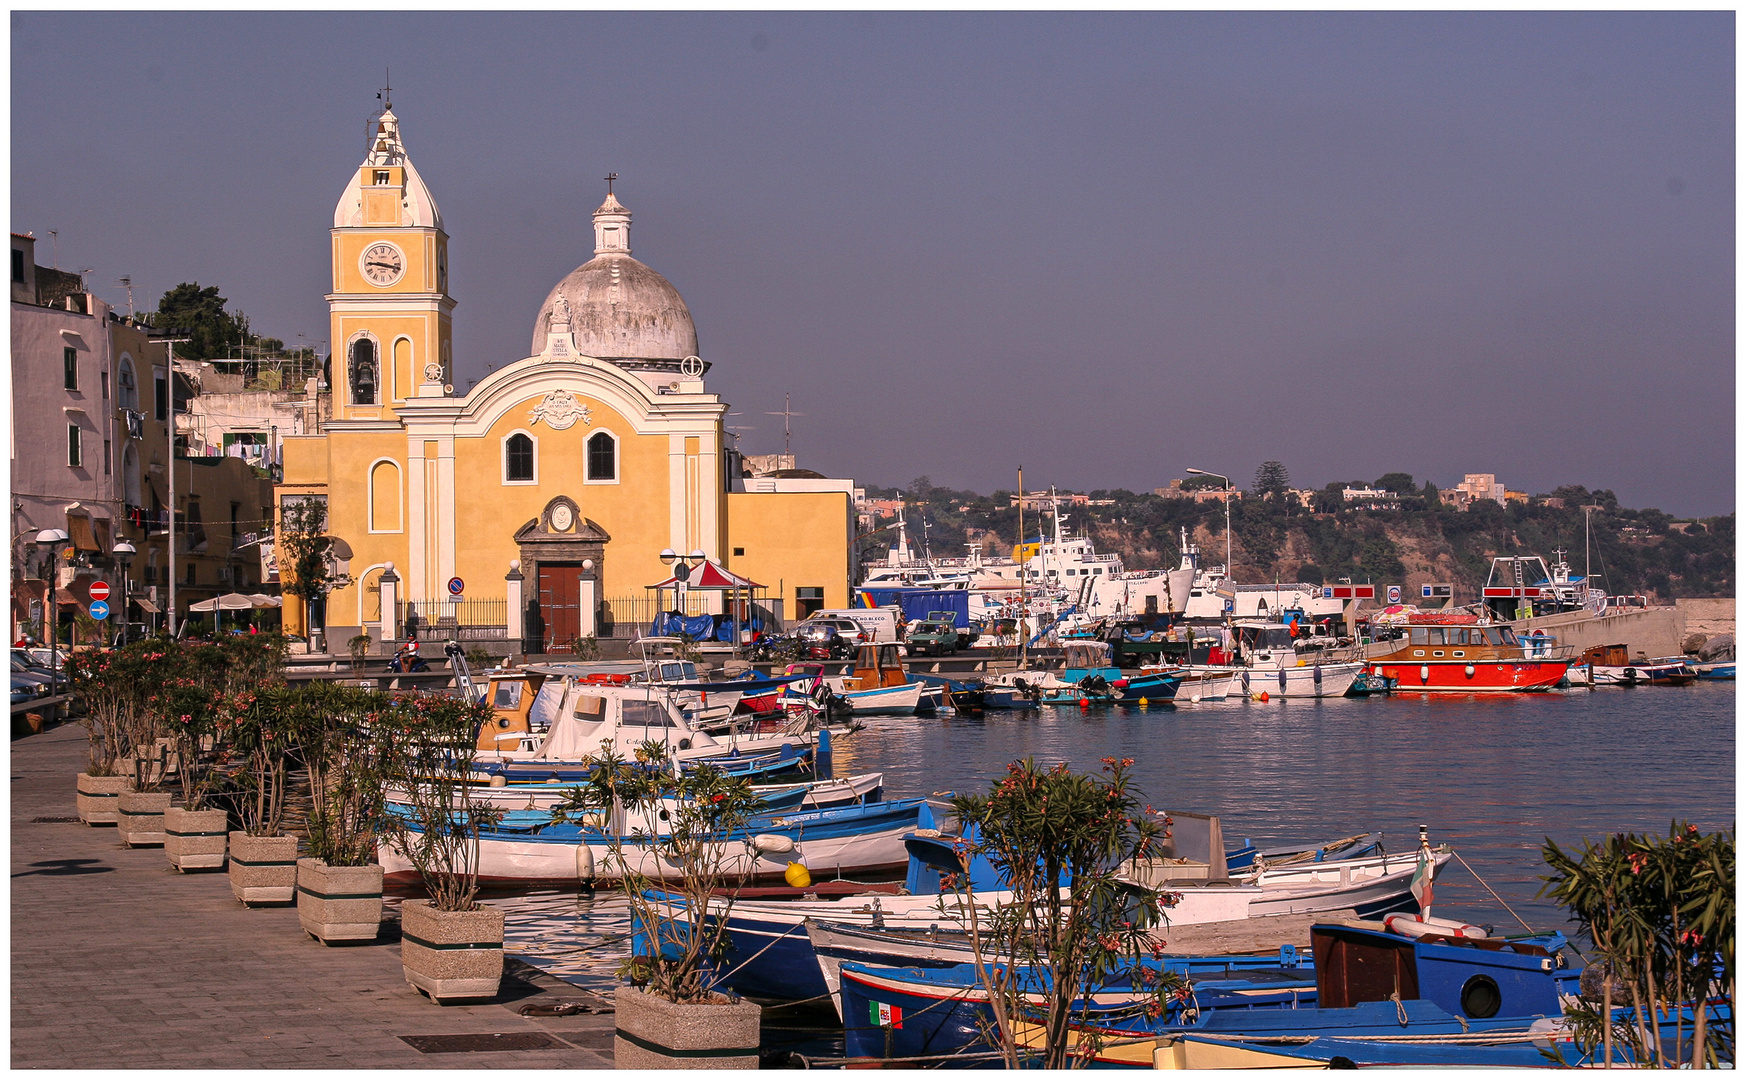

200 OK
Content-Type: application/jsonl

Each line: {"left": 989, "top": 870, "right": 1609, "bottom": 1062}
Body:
{"left": 1018, "top": 466, "right": 1027, "bottom": 668}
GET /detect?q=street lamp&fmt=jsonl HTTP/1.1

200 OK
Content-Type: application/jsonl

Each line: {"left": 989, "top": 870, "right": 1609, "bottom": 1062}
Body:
{"left": 659, "top": 548, "right": 706, "bottom": 616}
{"left": 113, "top": 541, "right": 136, "bottom": 646}
{"left": 1185, "top": 469, "right": 1233, "bottom": 582}
{"left": 34, "top": 529, "right": 69, "bottom": 687}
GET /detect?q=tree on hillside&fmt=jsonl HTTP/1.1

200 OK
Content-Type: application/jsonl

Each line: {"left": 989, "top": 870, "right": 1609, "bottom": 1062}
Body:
{"left": 1374, "top": 472, "right": 1414, "bottom": 494}
{"left": 147, "top": 283, "right": 255, "bottom": 362}
{"left": 1252, "top": 461, "right": 1289, "bottom": 497}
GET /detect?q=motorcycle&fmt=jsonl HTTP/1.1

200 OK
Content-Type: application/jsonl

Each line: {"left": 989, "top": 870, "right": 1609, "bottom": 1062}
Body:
{"left": 387, "top": 644, "right": 430, "bottom": 673}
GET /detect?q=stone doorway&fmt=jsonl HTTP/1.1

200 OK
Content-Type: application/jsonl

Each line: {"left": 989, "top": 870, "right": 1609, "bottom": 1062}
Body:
{"left": 513, "top": 496, "right": 609, "bottom": 652}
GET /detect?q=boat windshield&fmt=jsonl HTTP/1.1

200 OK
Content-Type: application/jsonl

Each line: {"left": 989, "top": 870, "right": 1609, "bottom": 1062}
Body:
{"left": 492, "top": 680, "right": 524, "bottom": 709}
{"left": 1248, "top": 628, "right": 1295, "bottom": 649}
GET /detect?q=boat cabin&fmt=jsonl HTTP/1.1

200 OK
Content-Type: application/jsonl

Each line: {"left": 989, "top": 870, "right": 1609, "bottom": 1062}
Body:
{"left": 473, "top": 668, "right": 549, "bottom": 752}
{"left": 1060, "top": 640, "right": 1116, "bottom": 675}
{"left": 845, "top": 644, "right": 908, "bottom": 693}
{"left": 1311, "top": 921, "right": 1564, "bottom": 1021}
{"left": 532, "top": 679, "right": 715, "bottom": 761}
{"left": 1577, "top": 643, "right": 1630, "bottom": 667}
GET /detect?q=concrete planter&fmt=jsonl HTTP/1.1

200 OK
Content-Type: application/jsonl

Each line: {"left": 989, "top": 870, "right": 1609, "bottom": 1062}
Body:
{"left": 400, "top": 899, "right": 503, "bottom": 1003}
{"left": 297, "top": 858, "right": 383, "bottom": 944}
{"left": 614, "top": 984, "right": 763, "bottom": 1069}
{"left": 116, "top": 790, "right": 173, "bottom": 847}
{"left": 228, "top": 832, "right": 298, "bottom": 905}
{"left": 163, "top": 806, "right": 229, "bottom": 872}
{"left": 75, "top": 773, "right": 131, "bottom": 826}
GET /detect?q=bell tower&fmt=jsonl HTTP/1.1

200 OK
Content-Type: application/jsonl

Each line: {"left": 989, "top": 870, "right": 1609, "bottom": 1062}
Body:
{"left": 328, "top": 101, "right": 455, "bottom": 420}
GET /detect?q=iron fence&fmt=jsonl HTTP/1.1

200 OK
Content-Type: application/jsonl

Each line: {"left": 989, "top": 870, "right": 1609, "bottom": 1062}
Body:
{"left": 598, "top": 594, "right": 715, "bottom": 639}
{"left": 401, "top": 597, "right": 508, "bottom": 641}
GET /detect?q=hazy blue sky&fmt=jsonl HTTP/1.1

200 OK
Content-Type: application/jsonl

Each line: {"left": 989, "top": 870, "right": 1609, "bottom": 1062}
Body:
{"left": 12, "top": 12, "right": 1734, "bottom": 516}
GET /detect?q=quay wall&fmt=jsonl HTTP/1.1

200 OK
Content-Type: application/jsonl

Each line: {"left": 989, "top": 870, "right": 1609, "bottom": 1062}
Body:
{"left": 1520, "top": 605, "right": 1685, "bottom": 659}
{"left": 1675, "top": 598, "right": 1734, "bottom": 640}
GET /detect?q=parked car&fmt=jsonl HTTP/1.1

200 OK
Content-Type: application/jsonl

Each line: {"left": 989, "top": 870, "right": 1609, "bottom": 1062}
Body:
{"left": 12, "top": 672, "right": 47, "bottom": 705}
{"left": 793, "top": 620, "right": 855, "bottom": 661}
{"left": 906, "top": 618, "right": 960, "bottom": 657}
{"left": 10, "top": 659, "right": 54, "bottom": 700}
{"left": 12, "top": 651, "right": 67, "bottom": 694}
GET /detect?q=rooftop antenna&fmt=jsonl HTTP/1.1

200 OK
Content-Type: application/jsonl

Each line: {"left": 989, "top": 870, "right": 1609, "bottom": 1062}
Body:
{"left": 118, "top": 276, "right": 135, "bottom": 319}
{"left": 605, "top": 172, "right": 618, "bottom": 195}
{"left": 48, "top": 229, "right": 59, "bottom": 270}
{"left": 765, "top": 393, "right": 805, "bottom": 458}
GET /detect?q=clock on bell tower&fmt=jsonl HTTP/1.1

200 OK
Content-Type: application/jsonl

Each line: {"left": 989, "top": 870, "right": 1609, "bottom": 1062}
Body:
{"left": 328, "top": 104, "right": 455, "bottom": 419}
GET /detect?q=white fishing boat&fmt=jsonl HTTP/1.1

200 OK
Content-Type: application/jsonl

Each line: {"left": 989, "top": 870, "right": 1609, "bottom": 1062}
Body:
{"left": 1228, "top": 621, "right": 1365, "bottom": 698}
{"left": 378, "top": 798, "right": 933, "bottom": 887}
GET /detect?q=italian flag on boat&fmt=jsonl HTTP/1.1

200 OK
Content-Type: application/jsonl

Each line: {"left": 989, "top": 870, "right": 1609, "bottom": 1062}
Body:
{"left": 871, "top": 1000, "right": 903, "bottom": 1028}
{"left": 1410, "top": 846, "right": 1435, "bottom": 915}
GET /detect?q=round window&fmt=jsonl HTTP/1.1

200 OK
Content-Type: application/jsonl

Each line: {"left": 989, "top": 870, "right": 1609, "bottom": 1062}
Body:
{"left": 1460, "top": 973, "right": 1502, "bottom": 1019}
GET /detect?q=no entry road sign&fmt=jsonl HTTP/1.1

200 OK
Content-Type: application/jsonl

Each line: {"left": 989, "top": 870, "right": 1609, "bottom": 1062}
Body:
{"left": 89, "top": 580, "right": 111, "bottom": 602}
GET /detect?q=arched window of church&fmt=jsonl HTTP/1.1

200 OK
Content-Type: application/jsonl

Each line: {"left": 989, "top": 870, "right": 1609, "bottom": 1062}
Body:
{"left": 505, "top": 433, "right": 535, "bottom": 482}
{"left": 350, "top": 338, "right": 378, "bottom": 405}
{"left": 587, "top": 431, "right": 616, "bottom": 482}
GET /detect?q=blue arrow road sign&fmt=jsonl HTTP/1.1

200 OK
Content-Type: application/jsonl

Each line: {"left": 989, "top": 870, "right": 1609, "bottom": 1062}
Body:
{"left": 89, "top": 600, "right": 110, "bottom": 620}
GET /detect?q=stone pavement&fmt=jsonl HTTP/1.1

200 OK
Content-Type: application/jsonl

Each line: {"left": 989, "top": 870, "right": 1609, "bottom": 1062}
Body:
{"left": 11, "top": 722, "right": 617, "bottom": 1068}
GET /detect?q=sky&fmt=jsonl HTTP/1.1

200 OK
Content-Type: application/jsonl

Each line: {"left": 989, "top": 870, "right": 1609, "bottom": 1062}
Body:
{"left": 11, "top": 12, "right": 1735, "bottom": 517}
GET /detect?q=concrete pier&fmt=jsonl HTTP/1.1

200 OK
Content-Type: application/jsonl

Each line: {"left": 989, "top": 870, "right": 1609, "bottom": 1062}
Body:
{"left": 11, "top": 722, "right": 615, "bottom": 1069}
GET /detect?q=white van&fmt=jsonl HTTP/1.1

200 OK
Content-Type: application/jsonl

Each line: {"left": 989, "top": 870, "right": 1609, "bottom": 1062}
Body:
{"left": 805, "top": 606, "right": 905, "bottom": 643}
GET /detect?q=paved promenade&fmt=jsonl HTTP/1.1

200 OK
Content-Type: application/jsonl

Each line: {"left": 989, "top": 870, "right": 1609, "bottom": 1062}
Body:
{"left": 11, "top": 722, "right": 616, "bottom": 1068}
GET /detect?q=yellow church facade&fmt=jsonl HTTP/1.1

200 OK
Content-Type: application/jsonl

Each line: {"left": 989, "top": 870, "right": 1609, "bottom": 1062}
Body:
{"left": 280, "top": 107, "right": 852, "bottom": 648}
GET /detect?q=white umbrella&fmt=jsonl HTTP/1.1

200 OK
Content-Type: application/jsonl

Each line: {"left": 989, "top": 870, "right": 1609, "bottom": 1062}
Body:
{"left": 188, "top": 594, "right": 255, "bottom": 612}
{"left": 248, "top": 593, "right": 283, "bottom": 608}
{"left": 187, "top": 592, "right": 255, "bottom": 634}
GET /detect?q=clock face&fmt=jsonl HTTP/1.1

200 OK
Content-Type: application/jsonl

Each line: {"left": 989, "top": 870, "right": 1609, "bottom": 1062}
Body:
{"left": 360, "top": 242, "right": 405, "bottom": 286}
{"left": 551, "top": 504, "right": 574, "bottom": 531}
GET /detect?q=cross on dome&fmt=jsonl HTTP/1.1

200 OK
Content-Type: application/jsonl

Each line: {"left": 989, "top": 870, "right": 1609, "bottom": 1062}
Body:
{"left": 593, "top": 184, "right": 631, "bottom": 256}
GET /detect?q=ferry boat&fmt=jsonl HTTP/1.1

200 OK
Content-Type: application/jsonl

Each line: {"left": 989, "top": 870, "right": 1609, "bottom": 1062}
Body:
{"left": 1367, "top": 615, "right": 1570, "bottom": 692}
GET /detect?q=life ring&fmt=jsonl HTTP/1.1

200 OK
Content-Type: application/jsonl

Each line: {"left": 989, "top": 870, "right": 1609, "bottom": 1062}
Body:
{"left": 1385, "top": 913, "right": 1489, "bottom": 940}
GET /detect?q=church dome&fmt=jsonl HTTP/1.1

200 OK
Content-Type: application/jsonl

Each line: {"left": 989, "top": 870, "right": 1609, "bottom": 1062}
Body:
{"left": 531, "top": 191, "right": 699, "bottom": 364}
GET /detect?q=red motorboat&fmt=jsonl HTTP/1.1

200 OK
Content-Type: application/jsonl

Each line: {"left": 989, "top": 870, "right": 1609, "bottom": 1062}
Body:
{"left": 1368, "top": 619, "right": 1570, "bottom": 692}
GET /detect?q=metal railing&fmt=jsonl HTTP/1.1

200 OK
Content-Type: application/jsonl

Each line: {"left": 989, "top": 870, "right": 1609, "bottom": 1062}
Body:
{"left": 598, "top": 594, "right": 715, "bottom": 639}
{"left": 402, "top": 597, "right": 508, "bottom": 641}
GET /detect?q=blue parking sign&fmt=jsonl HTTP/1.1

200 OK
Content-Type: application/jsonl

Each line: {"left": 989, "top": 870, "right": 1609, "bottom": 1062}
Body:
{"left": 89, "top": 600, "right": 110, "bottom": 620}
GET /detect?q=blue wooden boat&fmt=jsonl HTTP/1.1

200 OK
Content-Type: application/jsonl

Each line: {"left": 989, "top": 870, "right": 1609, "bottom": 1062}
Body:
{"left": 838, "top": 919, "right": 1589, "bottom": 1064}
{"left": 1695, "top": 660, "right": 1735, "bottom": 680}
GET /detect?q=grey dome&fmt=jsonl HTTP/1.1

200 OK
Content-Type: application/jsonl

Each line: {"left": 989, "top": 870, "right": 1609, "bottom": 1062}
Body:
{"left": 531, "top": 254, "right": 698, "bottom": 363}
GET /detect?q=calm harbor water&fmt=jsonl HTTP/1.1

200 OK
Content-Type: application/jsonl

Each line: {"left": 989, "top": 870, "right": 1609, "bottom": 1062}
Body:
{"left": 493, "top": 682, "right": 1733, "bottom": 1050}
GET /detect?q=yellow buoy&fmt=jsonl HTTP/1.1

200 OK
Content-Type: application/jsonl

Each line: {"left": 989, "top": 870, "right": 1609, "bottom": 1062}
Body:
{"left": 1138, "top": 697, "right": 1148, "bottom": 707}
{"left": 784, "top": 861, "right": 812, "bottom": 888}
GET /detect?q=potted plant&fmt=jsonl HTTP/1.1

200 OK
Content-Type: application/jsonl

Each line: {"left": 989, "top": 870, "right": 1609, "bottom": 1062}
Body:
{"left": 224, "top": 683, "right": 301, "bottom": 906}
{"left": 158, "top": 662, "right": 227, "bottom": 871}
{"left": 296, "top": 682, "right": 392, "bottom": 944}
{"left": 550, "top": 742, "right": 766, "bottom": 1068}
{"left": 375, "top": 691, "right": 505, "bottom": 1002}
{"left": 110, "top": 642, "right": 190, "bottom": 848}
{"left": 65, "top": 646, "right": 138, "bottom": 826}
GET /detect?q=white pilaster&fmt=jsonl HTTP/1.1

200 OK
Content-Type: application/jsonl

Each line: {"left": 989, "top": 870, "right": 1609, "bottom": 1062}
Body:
{"left": 406, "top": 436, "right": 427, "bottom": 603}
